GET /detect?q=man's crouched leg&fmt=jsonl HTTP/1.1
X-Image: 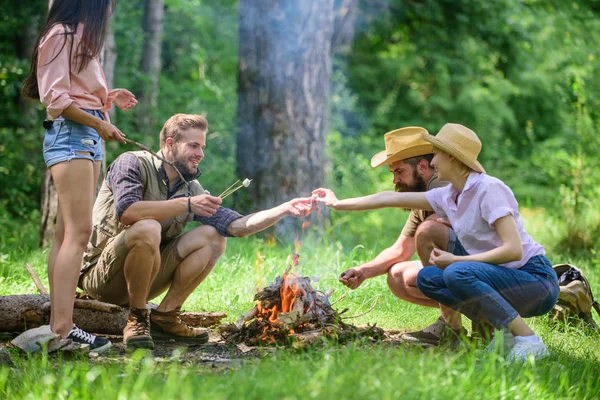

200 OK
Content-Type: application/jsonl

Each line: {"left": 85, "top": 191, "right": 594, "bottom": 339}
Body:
{"left": 149, "top": 224, "right": 226, "bottom": 344}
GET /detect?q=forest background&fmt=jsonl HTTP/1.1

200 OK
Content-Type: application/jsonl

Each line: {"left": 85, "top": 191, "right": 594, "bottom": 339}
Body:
{"left": 1, "top": 0, "right": 600, "bottom": 263}
{"left": 1, "top": 1, "right": 600, "bottom": 397}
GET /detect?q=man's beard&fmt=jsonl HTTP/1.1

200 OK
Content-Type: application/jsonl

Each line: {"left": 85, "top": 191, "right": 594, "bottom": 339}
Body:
{"left": 171, "top": 147, "right": 197, "bottom": 175}
{"left": 395, "top": 169, "right": 427, "bottom": 192}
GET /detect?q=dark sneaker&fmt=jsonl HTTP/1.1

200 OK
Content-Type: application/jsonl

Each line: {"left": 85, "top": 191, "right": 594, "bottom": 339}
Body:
{"left": 401, "top": 316, "right": 467, "bottom": 346}
{"left": 124, "top": 308, "right": 154, "bottom": 350}
{"left": 66, "top": 325, "right": 111, "bottom": 354}
{"left": 151, "top": 307, "right": 209, "bottom": 344}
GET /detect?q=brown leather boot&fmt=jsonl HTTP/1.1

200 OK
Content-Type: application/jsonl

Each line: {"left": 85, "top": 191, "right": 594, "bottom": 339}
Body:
{"left": 150, "top": 307, "right": 209, "bottom": 344}
{"left": 123, "top": 307, "right": 154, "bottom": 350}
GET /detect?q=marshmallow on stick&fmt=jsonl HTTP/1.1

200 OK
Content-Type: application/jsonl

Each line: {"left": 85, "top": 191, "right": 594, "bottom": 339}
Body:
{"left": 219, "top": 178, "right": 252, "bottom": 199}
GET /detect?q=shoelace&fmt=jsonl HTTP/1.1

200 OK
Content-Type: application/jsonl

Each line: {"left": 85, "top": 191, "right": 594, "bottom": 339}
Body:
{"left": 69, "top": 326, "right": 96, "bottom": 344}
{"left": 131, "top": 314, "right": 150, "bottom": 335}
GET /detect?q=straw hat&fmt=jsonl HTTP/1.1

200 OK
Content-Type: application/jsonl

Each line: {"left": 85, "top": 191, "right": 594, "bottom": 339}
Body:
{"left": 370, "top": 127, "right": 434, "bottom": 168}
{"left": 421, "top": 123, "right": 485, "bottom": 173}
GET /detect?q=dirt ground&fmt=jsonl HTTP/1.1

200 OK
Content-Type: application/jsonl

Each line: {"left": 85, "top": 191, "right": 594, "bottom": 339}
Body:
{"left": 0, "top": 328, "right": 417, "bottom": 369}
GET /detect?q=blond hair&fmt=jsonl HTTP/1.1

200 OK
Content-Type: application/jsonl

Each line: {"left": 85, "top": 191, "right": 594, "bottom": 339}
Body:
{"left": 159, "top": 114, "right": 208, "bottom": 148}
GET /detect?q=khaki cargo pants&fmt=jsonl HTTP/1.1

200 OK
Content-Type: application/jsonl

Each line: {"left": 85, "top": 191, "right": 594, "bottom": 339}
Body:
{"left": 80, "top": 230, "right": 185, "bottom": 306}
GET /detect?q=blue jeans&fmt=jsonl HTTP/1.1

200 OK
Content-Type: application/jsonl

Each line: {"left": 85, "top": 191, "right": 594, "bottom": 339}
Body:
{"left": 43, "top": 109, "right": 104, "bottom": 168}
{"left": 416, "top": 255, "right": 559, "bottom": 328}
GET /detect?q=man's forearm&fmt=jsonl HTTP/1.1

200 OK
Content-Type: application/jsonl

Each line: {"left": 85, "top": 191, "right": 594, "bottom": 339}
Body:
{"left": 360, "top": 247, "right": 413, "bottom": 279}
{"left": 227, "top": 204, "right": 287, "bottom": 237}
{"left": 120, "top": 198, "right": 187, "bottom": 226}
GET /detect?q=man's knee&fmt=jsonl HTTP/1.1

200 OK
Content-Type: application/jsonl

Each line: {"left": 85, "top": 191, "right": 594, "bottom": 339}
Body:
{"left": 387, "top": 261, "right": 421, "bottom": 299}
{"left": 415, "top": 220, "right": 449, "bottom": 246}
{"left": 182, "top": 225, "right": 227, "bottom": 261}
{"left": 126, "top": 219, "right": 162, "bottom": 250}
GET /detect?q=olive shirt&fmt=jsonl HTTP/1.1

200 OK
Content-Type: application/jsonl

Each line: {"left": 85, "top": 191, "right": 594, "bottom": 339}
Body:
{"left": 399, "top": 174, "right": 445, "bottom": 237}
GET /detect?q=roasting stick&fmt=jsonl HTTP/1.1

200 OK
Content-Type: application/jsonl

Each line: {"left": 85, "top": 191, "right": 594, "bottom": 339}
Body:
{"left": 218, "top": 180, "right": 241, "bottom": 198}
{"left": 123, "top": 138, "right": 189, "bottom": 191}
{"left": 219, "top": 178, "right": 252, "bottom": 199}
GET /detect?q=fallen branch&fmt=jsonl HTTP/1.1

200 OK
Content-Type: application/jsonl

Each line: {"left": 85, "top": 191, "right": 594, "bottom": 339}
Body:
{"left": 25, "top": 264, "right": 47, "bottom": 294}
{"left": 73, "top": 299, "right": 122, "bottom": 313}
{"left": 330, "top": 292, "right": 347, "bottom": 306}
{"left": 0, "top": 295, "right": 226, "bottom": 334}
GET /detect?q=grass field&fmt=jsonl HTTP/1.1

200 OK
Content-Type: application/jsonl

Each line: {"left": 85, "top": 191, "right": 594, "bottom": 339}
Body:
{"left": 1, "top": 208, "right": 599, "bottom": 399}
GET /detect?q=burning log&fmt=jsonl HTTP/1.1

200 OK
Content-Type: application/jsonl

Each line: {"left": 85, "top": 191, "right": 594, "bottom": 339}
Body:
{"left": 220, "top": 264, "right": 383, "bottom": 347}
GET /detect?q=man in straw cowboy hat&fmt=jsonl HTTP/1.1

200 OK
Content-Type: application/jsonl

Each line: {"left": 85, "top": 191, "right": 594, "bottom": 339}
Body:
{"left": 336, "top": 126, "right": 470, "bottom": 346}
{"left": 314, "top": 123, "right": 559, "bottom": 361}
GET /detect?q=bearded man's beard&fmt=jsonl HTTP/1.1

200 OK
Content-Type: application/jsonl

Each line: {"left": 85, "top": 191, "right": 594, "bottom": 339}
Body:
{"left": 395, "top": 169, "right": 427, "bottom": 192}
{"left": 171, "top": 147, "right": 197, "bottom": 175}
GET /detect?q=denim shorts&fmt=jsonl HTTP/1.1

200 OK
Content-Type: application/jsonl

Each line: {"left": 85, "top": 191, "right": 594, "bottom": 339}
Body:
{"left": 447, "top": 228, "right": 469, "bottom": 256}
{"left": 43, "top": 109, "right": 104, "bottom": 168}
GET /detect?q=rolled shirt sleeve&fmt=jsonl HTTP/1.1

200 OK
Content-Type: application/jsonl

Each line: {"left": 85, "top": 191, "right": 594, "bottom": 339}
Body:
{"left": 37, "top": 26, "right": 75, "bottom": 119}
{"left": 105, "top": 154, "right": 144, "bottom": 217}
{"left": 194, "top": 207, "right": 243, "bottom": 237}
{"left": 479, "top": 181, "right": 519, "bottom": 227}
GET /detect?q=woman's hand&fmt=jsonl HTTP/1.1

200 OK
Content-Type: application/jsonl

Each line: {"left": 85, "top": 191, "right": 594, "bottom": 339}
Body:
{"left": 96, "top": 120, "right": 127, "bottom": 143}
{"left": 429, "top": 248, "right": 456, "bottom": 269}
{"left": 311, "top": 188, "right": 339, "bottom": 209}
{"left": 113, "top": 89, "right": 138, "bottom": 111}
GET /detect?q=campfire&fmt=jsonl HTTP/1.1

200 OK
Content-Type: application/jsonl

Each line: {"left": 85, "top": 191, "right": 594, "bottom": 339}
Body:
{"left": 220, "top": 254, "right": 383, "bottom": 348}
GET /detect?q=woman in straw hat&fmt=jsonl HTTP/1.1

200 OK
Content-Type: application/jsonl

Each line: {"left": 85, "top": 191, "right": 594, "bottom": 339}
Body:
{"left": 313, "top": 123, "right": 559, "bottom": 361}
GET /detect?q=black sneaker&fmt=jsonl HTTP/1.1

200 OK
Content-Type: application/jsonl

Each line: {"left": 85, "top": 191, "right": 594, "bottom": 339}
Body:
{"left": 66, "top": 325, "right": 112, "bottom": 354}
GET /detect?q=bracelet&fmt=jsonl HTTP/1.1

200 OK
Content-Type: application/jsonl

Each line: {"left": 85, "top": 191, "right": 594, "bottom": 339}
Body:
{"left": 188, "top": 197, "right": 192, "bottom": 214}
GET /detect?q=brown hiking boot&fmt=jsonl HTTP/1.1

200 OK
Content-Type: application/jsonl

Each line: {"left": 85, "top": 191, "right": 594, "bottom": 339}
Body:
{"left": 401, "top": 316, "right": 468, "bottom": 347}
{"left": 150, "top": 307, "right": 209, "bottom": 344}
{"left": 124, "top": 307, "right": 154, "bottom": 350}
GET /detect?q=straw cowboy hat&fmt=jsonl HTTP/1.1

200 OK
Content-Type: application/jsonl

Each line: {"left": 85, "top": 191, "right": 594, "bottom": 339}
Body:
{"left": 421, "top": 123, "right": 486, "bottom": 174}
{"left": 370, "top": 127, "right": 434, "bottom": 168}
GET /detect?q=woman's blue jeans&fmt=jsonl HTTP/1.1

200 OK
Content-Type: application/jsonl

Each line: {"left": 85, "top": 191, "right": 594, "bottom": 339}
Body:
{"left": 416, "top": 255, "right": 559, "bottom": 328}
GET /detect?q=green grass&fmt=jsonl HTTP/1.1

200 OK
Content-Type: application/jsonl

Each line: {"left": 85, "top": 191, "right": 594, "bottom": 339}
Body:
{"left": 1, "top": 208, "right": 600, "bottom": 399}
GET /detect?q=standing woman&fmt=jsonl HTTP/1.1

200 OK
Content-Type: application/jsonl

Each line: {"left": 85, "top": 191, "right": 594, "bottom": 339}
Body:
{"left": 22, "top": 0, "right": 137, "bottom": 352}
{"left": 313, "top": 123, "right": 559, "bottom": 362}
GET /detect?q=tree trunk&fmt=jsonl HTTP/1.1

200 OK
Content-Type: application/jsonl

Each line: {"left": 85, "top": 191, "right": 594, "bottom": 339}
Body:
{"left": 137, "top": 0, "right": 164, "bottom": 129}
{"left": 0, "top": 295, "right": 226, "bottom": 334}
{"left": 332, "top": 0, "right": 359, "bottom": 54}
{"left": 39, "top": 171, "right": 58, "bottom": 248}
{"left": 236, "top": 0, "right": 335, "bottom": 238}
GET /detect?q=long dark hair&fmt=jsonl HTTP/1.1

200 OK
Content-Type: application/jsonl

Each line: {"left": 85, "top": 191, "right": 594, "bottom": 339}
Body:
{"left": 21, "top": 0, "right": 116, "bottom": 100}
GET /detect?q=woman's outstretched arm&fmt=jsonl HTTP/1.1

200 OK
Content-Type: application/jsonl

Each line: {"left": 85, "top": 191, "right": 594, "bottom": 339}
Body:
{"left": 312, "top": 188, "right": 433, "bottom": 211}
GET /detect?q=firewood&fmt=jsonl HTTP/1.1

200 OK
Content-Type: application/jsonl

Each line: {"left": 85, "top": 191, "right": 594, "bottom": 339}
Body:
{"left": 178, "top": 312, "right": 226, "bottom": 327}
{"left": 0, "top": 294, "right": 226, "bottom": 334}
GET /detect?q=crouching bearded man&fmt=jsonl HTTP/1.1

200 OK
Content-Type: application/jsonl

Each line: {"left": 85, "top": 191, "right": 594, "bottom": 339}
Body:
{"left": 79, "top": 113, "right": 314, "bottom": 349}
